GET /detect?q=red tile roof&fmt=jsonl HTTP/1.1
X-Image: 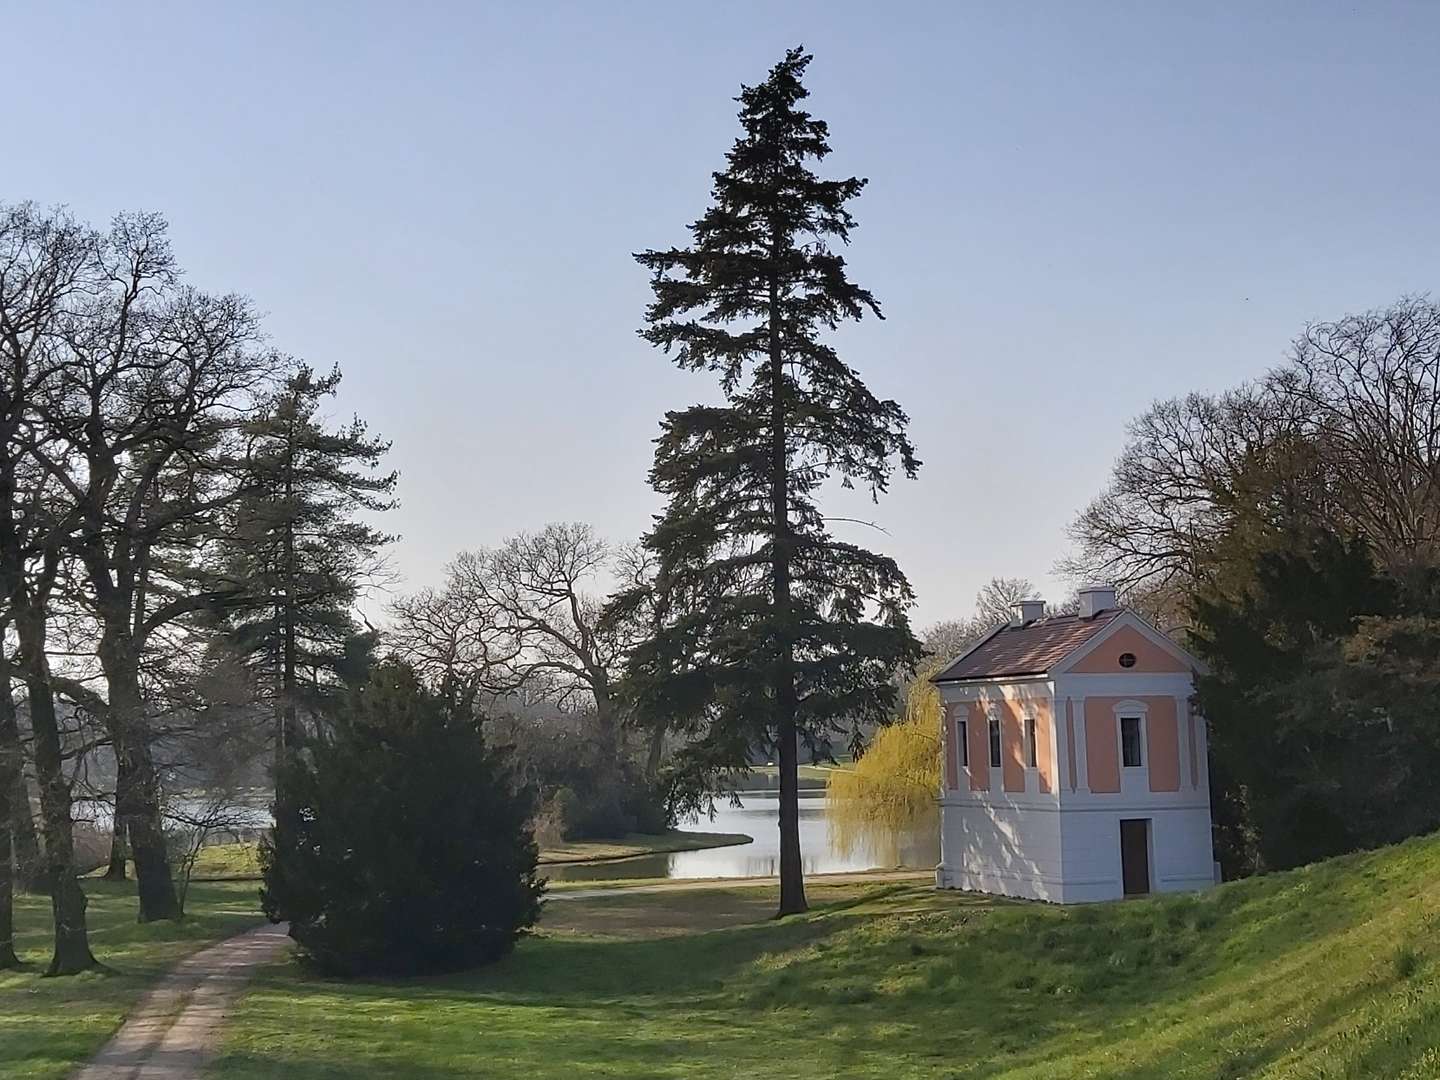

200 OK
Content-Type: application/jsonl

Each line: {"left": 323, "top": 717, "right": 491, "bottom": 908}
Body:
{"left": 931, "top": 610, "right": 1123, "bottom": 682}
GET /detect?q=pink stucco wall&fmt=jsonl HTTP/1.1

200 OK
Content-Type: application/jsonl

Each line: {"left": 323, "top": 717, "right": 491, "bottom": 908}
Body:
{"left": 967, "top": 701, "right": 990, "bottom": 791}
{"left": 1001, "top": 699, "right": 1025, "bottom": 792}
{"left": 1039, "top": 699, "right": 1055, "bottom": 794}
{"left": 1084, "top": 698, "right": 1121, "bottom": 793}
{"left": 1083, "top": 695, "right": 1182, "bottom": 793}
{"left": 1146, "top": 697, "right": 1181, "bottom": 792}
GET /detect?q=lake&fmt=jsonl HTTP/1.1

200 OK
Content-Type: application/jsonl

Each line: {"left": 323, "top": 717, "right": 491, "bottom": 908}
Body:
{"left": 545, "top": 789, "right": 939, "bottom": 882}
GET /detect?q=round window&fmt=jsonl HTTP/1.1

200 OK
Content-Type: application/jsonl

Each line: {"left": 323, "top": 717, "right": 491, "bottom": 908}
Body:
{"left": 1118, "top": 652, "right": 1137, "bottom": 668}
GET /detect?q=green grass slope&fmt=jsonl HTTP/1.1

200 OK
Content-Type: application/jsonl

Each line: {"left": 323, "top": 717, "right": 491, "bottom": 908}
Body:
{"left": 213, "top": 833, "right": 1440, "bottom": 1079}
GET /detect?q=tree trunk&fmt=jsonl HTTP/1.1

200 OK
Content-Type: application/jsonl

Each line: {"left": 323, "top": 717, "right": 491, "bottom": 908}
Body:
{"left": 99, "top": 635, "right": 180, "bottom": 923}
{"left": 10, "top": 774, "right": 44, "bottom": 893}
{"left": 33, "top": 683, "right": 98, "bottom": 974}
{"left": 1, "top": 672, "right": 44, "bottom": 893}
{"left": 768, "top": 271, "right": 806, "bottom": 917}
{"left": 15, "top": 605, "right": 98, "bottom": 974}
{"left": 645, "top": 726, "right": 665, "bottom": 779}
{"left": 102, "top": 746, "right": 129, "bottom": 881}
{"left": 101, "top": 819, "right": 127, "bottom": 882}
{"left": 591, "top": 684, "right": 624, "bottom": 768}
{"left": 0, "top": 821, "right": 17, "bottom": 969}
{"left": 0, "top": 658, "right": 22, "bottom": 968}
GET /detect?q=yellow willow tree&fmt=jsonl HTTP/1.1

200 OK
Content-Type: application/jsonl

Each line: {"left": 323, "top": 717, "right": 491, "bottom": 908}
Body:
{"left": 827, "top": 660, "right": 944, "bottom": 856}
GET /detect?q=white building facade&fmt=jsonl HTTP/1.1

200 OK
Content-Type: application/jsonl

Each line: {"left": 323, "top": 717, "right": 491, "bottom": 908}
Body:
{"left": 932, "top": 586, "right": 1216, "bottom": 903}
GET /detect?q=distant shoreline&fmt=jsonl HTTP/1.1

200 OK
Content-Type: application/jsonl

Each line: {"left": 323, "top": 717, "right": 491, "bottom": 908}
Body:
{"left": 179, "top": 828, "right": 756, "bottom": 883}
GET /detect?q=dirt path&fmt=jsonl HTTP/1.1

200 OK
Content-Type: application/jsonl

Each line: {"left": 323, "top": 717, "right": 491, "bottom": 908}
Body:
{"left": 72, "top": 923, "right": 289, "bottom": 1080}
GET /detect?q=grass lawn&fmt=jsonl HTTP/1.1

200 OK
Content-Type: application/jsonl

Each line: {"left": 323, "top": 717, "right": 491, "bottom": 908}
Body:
{"left": 188, "top": 830, "right": 753, "bottom": 880}
{"left": 0, "top": 879, "right": 264, "bottom": 1080}
{"left": 212, "top": 833, "right": 1440, "bottom": 1079}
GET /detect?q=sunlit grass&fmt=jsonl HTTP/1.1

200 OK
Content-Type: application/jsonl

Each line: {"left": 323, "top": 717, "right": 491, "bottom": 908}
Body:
{"left": 214, "top": 834, "right": 1440, "bottom": 1078}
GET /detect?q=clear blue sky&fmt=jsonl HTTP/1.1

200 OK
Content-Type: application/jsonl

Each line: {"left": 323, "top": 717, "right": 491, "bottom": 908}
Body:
{"left": 10, "top": 1, "right": 1438, "bottom": 627}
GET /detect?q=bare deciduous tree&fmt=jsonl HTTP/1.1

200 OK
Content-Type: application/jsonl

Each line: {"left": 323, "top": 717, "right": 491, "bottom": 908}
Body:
{"left": 390, "top": 524, "right": 645, "bottom": 758}
{"left": 35, "top": 213, "right": 272, "bottom": 922}
{"left": 921, "top": 577, "right": 1037, "bottom": 662}
{"left": 1065, "top": 297, "right": 1440, "bottom": 625}
{"left": 0, "top": 203, "right": 101, "bottom": 973}
{"left": 1280, "top": 297, "right": 1440, "bottom": 581}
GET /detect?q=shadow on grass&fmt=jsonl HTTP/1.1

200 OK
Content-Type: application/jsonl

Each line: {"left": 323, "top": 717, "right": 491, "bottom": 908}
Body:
{"left": 246, "top": 909, "right": 851, "bottom": 1007}
{"left": 213, "top": 841, "right": 1440, "bottom": 1080}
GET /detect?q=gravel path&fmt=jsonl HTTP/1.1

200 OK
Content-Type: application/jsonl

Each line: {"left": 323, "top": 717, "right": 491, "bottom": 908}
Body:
{"left": 72, "top": 923, "right": 289, "bottom": 1080}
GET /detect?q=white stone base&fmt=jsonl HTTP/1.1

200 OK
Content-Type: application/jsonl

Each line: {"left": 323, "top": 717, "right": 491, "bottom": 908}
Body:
{"left": 937, "top": 799, "right": 1214, "bottom": 904}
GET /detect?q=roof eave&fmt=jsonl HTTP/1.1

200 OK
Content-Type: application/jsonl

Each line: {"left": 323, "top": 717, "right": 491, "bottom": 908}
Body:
{"left": 932, "top": 669, "right": 1053, "bottom": 685}
{"left": 927, "top": 621, "right": 1011, "bottom": 684}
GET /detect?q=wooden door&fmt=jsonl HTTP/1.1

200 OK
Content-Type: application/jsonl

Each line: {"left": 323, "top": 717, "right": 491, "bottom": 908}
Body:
{"left": 1120, "top": 819, "right": 1151, "bottom": 896}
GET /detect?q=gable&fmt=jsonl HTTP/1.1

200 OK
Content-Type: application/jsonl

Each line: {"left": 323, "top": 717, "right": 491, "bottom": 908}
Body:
{"left": 1067, "top": 623, "right": 1192, "bottom": 674}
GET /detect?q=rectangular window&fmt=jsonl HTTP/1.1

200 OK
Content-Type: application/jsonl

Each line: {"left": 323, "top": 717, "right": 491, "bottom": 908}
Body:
{"left": 1121, "top": 716, "right": 1143, "bottom": 767}
{"left": 957, "top": 719, "right": 969, "bottom": 767}
{"left": 988, "top": 717, "right": 1002, "bottom": 768}
{"left": 1025, "top": 716, "right": 1038, "bottom": 768}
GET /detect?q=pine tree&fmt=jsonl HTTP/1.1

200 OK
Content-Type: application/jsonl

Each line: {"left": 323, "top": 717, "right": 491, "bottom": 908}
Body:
{"left": 218, "top": 364, "right": 395, "bottom": 749}
{"left": 630, "top": 48, "right": 921, "bottom": 915}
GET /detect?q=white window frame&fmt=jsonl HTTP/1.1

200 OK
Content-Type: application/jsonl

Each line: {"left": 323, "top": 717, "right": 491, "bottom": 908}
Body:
{"left": 1114, "top": 699, "right": 1149, "bottom": 770}
{"left": 987, "top": 711, "right": 1002, "bottom": 769}
{"left": 957, "top": 717, "right": 969, "bottom": 768}
{"left": 1023, "top": 713, "right": 1038, "bottom": 770}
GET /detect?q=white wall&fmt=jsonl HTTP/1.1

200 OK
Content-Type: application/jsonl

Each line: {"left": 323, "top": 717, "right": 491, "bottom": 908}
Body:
{"left": 939, "top": 798, "right": 1214, "bottom": 903}
{"left": 938, "top": 799, "right": 1065, "bottom": 901}
{"left": 1056, "top": 805, "right": 1215, "bottom": 902}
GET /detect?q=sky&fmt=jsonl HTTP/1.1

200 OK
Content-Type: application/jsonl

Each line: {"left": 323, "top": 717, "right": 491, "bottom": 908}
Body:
{"left": 8, "top": 1, "right": 1438, "bottom": 628}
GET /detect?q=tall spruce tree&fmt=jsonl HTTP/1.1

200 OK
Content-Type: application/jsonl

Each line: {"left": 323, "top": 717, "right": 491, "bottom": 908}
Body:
{"left": 631, "top": 48, "right": 921, "bottom": 915}
{"left": 218, "top": 364, "right": 395, "bottom": 750}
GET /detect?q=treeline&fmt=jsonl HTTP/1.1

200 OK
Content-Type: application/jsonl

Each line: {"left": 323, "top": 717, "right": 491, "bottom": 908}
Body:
{"left": 0, "top": 204, "right": 395, "bottom": 973}
{"left": 387, "top": 524, "right": 671, "bottom": 843}
{"left": 6, "top": 44, "right": 939, "bottom": 966}
{"left": 0, "top": 204, "right": 716, "bottom": 979}
{"left": 1070, "top": 296, "right": 1440, "bottom": 875}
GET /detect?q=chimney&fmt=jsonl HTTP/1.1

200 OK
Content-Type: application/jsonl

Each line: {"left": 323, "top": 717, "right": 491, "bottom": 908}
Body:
{"left": 1011, "top": 599, "right": 1046, "bottom": 625}
{"left": 1078, "top": 585, "right": 1117, "bottom": 619}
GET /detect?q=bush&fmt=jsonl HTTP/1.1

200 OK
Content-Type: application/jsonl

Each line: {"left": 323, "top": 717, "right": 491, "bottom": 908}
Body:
{"left": 260, "top": 663, "right": 544, "bottom": 976}
{"left": 1393, "top": 943, "right": 1420, "bottom": 980}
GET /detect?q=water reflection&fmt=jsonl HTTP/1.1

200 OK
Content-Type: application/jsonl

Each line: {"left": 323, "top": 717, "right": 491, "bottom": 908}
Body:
{"left": 546, "top": 790, "right": 939, "bottom": 882}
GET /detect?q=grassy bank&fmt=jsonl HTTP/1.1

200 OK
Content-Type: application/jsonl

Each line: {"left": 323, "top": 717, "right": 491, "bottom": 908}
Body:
{"left": 533, "top": 830, "right": 751, "bottom": 865}
{"left": 739, "top": 763, "right": 840, "bottom": 790}
{"left": 213, "top": 833, "right": 1440, "bottom": 1078}
{"left": 0, "top": 880, "right": 263, "bottom": 1080}
{"left": 187, "top": 829, "right": 753, "bottom": 881}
